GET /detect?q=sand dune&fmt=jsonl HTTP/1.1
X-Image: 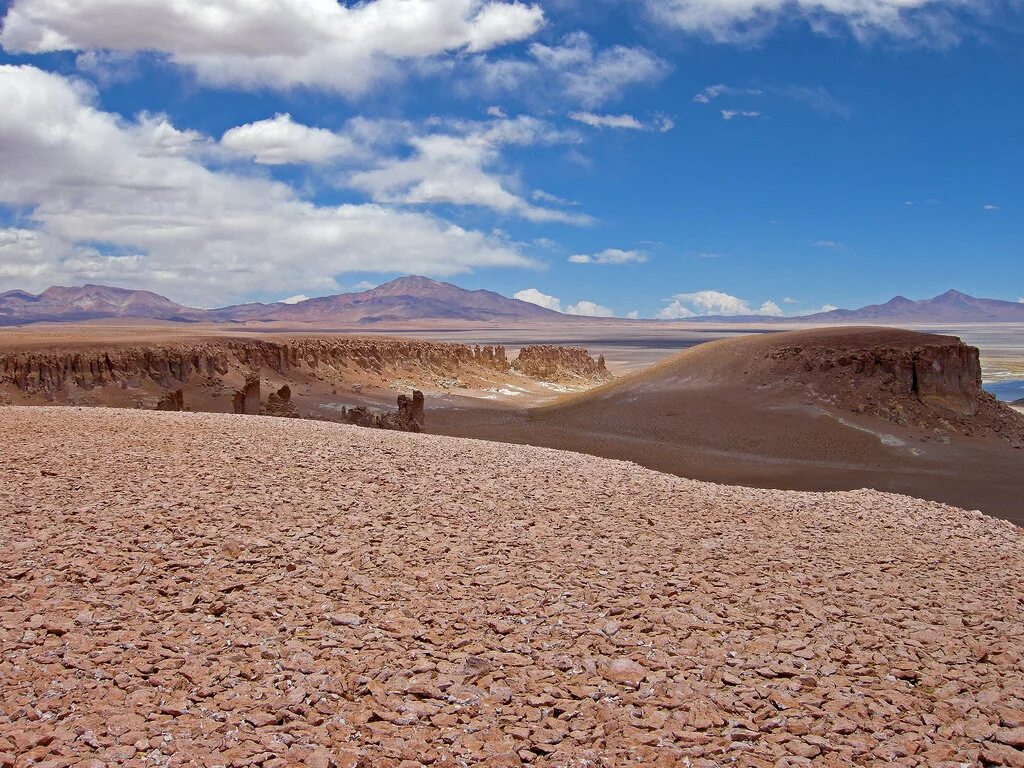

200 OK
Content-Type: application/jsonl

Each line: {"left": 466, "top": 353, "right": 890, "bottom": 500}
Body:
{"left": 435, "top": 328, "right": 1024, "bottom": 522}
{"left": 2, "top": 407, "right": 1024, "bottom": 766}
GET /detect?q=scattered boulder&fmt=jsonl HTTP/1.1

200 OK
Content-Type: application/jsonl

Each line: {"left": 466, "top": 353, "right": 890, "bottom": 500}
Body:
{"left": 263, "top": 385, "right": 299, "bottom": 418}
{"left": 380, "top": 390, "right": 425, "bottom": 432}
{"left": 155, "top": 389, "right": 185, "bottom": 411}
{"left": 337, "top": 390, "right": 425, "bottom": 432}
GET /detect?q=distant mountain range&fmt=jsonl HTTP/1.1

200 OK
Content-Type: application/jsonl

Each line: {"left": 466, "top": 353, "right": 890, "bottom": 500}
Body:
{"left": 0, "top": 276, "right": 563, "bottom": 325}
{"left": 806, "top": 290, "right": 1024, "bottom": 323}
{"left": 2, "top": 279, "right": 1022, "bottom": 326}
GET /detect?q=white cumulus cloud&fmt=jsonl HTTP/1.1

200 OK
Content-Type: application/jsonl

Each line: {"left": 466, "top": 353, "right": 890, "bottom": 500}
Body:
{"left": 657, "top": 290, "right": 784, "bottom": 319}
{"left": 0, "top": 64, "right": 533, "bottom": 305}
{"left": 514, "top": 288, "right": 562, "bottom": 312}
{"left": 569, "top": 248, "right": 647, "bottom": 265}
{"left": 0, "top": 0, "right": 545, "bottom": 94}
{"left": 221, "top": 113, "right": 359, "bottom": 165}
{"left": 567, "top": 300, "right": 614, "bottom": 317}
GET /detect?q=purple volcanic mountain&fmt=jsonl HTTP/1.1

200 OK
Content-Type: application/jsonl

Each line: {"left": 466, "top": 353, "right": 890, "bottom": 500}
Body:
{"left": 805, "top": 290, "right": 1024, "bottom": 323}
{"left": 3, "top": 281, "right": 1022, "bottom": 325}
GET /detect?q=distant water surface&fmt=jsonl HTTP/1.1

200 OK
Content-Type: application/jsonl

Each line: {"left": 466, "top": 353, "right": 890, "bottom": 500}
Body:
{"left": 984, "top": 380, "right": 1024, "bottom": 402}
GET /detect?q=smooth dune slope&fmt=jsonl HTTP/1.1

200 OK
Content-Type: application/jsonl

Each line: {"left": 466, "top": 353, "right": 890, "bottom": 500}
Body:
{"left": 2, "top": 407, "right": 1024, "bottom": 766}
{"left": 434, "top": 327, "right": 1024, "bottom": 521}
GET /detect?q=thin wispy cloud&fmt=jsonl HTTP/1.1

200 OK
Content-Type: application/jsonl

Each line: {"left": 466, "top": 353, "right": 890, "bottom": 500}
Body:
{"left": 693, "top": 84, "right": 762, "bottom": 103}
{"left": 721, "top": 109, "right": 761, "bottom": 121}
{"left": 694, "top": 83, "right": 850, "bottom": 120}
{"left": 646, "top": 0, "right": 995, "bottom": 46}
{"left": 569, "top": 249, "right": 648, "bottom": 265}
{"left": 474, "top": 32, "right": 669, "bottom": 108}
{"left": 569, "top": 112, "right": 674, "bottom": 132}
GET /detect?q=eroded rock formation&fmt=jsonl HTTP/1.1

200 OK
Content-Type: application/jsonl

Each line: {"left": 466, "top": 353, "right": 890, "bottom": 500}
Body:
{"left": 0, "top": 338, "right": 520, "bottom": 395}
{"left": 155, "top": 389, "right": 185, "bottom": 412}
{"left": 513, "top": 345, "right": 611, "bottom": 382}
{"left": 263, "top": 385, "right": 299, "bottom": 418}
{"left": 472, "top": 344, "right": 509, "bottom": 370}
{"left": 232, "top": 373, "right": 261, "bottom": 415}
{"left": 758, "top": 333, "right": 1023, "bottom": 441}
{"left": 768, "top": 340, "right": 983, "bottom": 416}
{"left": 335, "top": 390, "right": 425, "bottom": 433}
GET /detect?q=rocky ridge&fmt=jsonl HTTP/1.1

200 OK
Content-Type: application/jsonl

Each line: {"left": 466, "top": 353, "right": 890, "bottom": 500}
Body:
{"left": 756, "top": 334, "right": 1024, "bottom": 442}
{"left": 512, "top": 345, "right": 610, "bottom": 383}
{"left": 1, "top": 407, "right": 1023, "bottom": 767}
{"left": 0, "top": 338, "right": 609, "bottom": 411}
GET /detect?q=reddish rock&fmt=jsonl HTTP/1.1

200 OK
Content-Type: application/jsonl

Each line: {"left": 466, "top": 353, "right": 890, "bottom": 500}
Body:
{"left": 513, "top": 345, "right": 611, "bottom": 383}
{"left": 232, "top": 372, "right": 260, "bottom": 414}
{"left": 263, "top": 385, "right": 299, "bottom": 418}
{"left": 341, "top": 391, "right": 425, "bottom": 433}
{"left": 155, "top": 389, "right": 185, "bottom": 411}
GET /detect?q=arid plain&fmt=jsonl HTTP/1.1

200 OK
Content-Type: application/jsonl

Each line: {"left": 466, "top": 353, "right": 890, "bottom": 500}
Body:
{"left": 3, "top": 318, "right": 1024, "bottom": 522}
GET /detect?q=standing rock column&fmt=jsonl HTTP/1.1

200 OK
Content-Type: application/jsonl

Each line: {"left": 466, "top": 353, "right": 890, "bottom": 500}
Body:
{"left": 232, "top": 372, "right": 261, "bottom": 414}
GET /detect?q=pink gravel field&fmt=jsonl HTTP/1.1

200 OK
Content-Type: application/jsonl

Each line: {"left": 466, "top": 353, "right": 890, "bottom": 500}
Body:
{"left": 2, "top": 407, "right": 1024, "bottom": 768}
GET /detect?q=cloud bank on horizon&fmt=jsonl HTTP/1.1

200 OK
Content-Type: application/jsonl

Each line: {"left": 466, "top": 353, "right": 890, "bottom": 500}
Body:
{"left": 0, "top": 0, "right": 1019, "bottom": 314}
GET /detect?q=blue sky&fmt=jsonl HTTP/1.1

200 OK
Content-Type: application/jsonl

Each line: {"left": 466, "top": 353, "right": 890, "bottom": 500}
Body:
{"left": 0, "top": 0, "right": 1020, "bottom": 317}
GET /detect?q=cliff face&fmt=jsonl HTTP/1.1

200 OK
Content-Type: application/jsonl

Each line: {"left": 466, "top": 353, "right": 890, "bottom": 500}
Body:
{"left": 761, "top": 336, "right": 1022, "bottom": 441}
{"left": 767, "top": 340, "right": 982, "bottom": 417}
{"left": 513, "top": 345, "right": 610, "bottom": 383}
{"left": 0, "top": 338, "right": 506, "bottom": 396}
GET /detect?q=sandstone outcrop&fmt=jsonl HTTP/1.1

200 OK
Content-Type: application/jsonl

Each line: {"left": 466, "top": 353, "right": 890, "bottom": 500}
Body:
{"left": 472, "top": 344, "right": 509, "bottom": 370}
{"left": 155, "top": 389, "right": 185, "bottom": 411}
{"left": 231, "top": 372, "right": 261, "bottom": 415}
{"left": 0, "top": 338, "right": 562, "bottom": 396}
{"left": 756, "top": 331, "right": 1024, "bottom": 440}
{"left": 513, "top": 345, "right": 610, "bottom": 382}
{"left": 380, "top": 390, "right": 425, "bottom": 432}
{"left": 335, "top": 390, "right": 425, "bottom": 433}
{"left": 262, "top": 385, "right": 299, "bottom": 418}
{"left": 766, "top": 337, "right": 983, "bottom": 416}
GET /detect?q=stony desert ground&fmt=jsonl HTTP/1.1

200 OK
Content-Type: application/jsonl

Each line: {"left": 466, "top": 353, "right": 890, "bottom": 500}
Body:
{"left": 3, "top": 407, "right": 1024, "bottom": 767}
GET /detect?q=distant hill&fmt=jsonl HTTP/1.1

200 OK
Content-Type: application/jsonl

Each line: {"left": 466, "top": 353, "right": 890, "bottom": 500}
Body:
{"left": 0, "top": 284, "right": 204, "bottom": 323}
{"left": 803, "top": 290, "right": 1024, "bottom": 323}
